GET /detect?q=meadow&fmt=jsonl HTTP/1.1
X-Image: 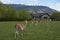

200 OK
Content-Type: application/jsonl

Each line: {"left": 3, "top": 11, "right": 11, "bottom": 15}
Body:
{"left": 0, "top": 21, "right": 60, "bottom": 40}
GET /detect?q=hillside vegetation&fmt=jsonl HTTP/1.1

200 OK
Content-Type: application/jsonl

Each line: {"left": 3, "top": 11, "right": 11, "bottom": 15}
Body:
{"left": 0, "top": 3, "right": 32, "bottom": 21}
{"left": 0, "top": 3, "right": 60, "bottom": 21}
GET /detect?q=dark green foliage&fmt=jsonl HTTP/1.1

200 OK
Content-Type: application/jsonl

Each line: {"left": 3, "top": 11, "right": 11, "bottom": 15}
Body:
{"left": 0, "top": 3, "right": 8, "bottom": 20}
{"left": 51, "top": 12, "right": 60, "bottom": 21}
{"left": 5, "top": 7, "right": 17, "bottom": 20}
{"left": 0, "top": 3, "right": 32, "bottom": 21}
{"left": 18, "top": 9, "right": 32, "bottom": 20}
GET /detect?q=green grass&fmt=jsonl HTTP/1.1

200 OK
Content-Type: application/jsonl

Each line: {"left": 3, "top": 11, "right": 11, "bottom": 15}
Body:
{"left": 0, "top": 21, "right": 60, "bottom": 40}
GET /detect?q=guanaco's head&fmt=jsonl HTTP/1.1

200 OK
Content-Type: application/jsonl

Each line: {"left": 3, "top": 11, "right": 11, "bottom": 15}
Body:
{"left": 22, "top": 20, "right": 28, "bottom": 28}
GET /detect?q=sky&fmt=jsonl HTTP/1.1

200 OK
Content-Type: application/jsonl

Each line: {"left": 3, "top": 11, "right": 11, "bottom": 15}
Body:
{"left": 0, "top": 0, "right": 60, "bottom": 11}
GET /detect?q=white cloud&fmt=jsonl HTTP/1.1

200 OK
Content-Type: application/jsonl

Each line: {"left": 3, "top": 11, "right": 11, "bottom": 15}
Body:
{"left": 0, "top": 0, "right": 17, "bottom": 4}
{"left": 0, "top": 0, "right": 38, "bottom": 4}
{"left": 0, "top": 0, "right": 11, "bottom": 4}
{"left": 32, "top": 0, "right": 37, "bottom": 1}
{"left": 28, "top": 0, "right": 38, "bottom": 5}
{"left": 48, "top": 3, "right": 60, "bottom": 11}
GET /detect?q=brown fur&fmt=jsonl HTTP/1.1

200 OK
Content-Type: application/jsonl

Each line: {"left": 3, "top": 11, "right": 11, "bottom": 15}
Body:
{"left": 15, "top": 20, "right": 27, "bottom": 38}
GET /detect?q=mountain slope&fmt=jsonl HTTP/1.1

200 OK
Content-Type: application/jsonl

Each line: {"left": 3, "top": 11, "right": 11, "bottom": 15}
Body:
{"left": 5, "top": 4, "right": 57, "bottom": 15}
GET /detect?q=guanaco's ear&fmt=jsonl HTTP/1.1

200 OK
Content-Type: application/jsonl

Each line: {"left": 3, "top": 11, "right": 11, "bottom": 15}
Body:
{"left": 24, "top": 20, "right": 28, "bottom": 24}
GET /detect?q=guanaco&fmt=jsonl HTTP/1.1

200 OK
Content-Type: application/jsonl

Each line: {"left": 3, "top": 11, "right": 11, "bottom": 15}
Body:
{"left": 15, "top": 20, "right": 27, "bottom": 38}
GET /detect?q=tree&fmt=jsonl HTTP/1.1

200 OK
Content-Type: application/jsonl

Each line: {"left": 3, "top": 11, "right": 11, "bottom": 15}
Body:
{"left": 0, "top": 3, "right": 17, "bottom": 21}
{"left": 18, "top": 9, "right": 32, "bottom": 20}
{"left": 6, "top": 7, "right": 17, "bottom": 20}
{"left": 0, "top": 3, "right": 32, "bottom": 21}
{"left": 51, "top": 12, "right": 60, "bottom": 21}
{"left": 0, "top": 3, "right": 8, "bottom": 20}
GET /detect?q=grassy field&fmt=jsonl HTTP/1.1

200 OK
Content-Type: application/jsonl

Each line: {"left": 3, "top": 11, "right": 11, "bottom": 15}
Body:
{"left": 0, "top": 21, "right": 60, "bottom": 40}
